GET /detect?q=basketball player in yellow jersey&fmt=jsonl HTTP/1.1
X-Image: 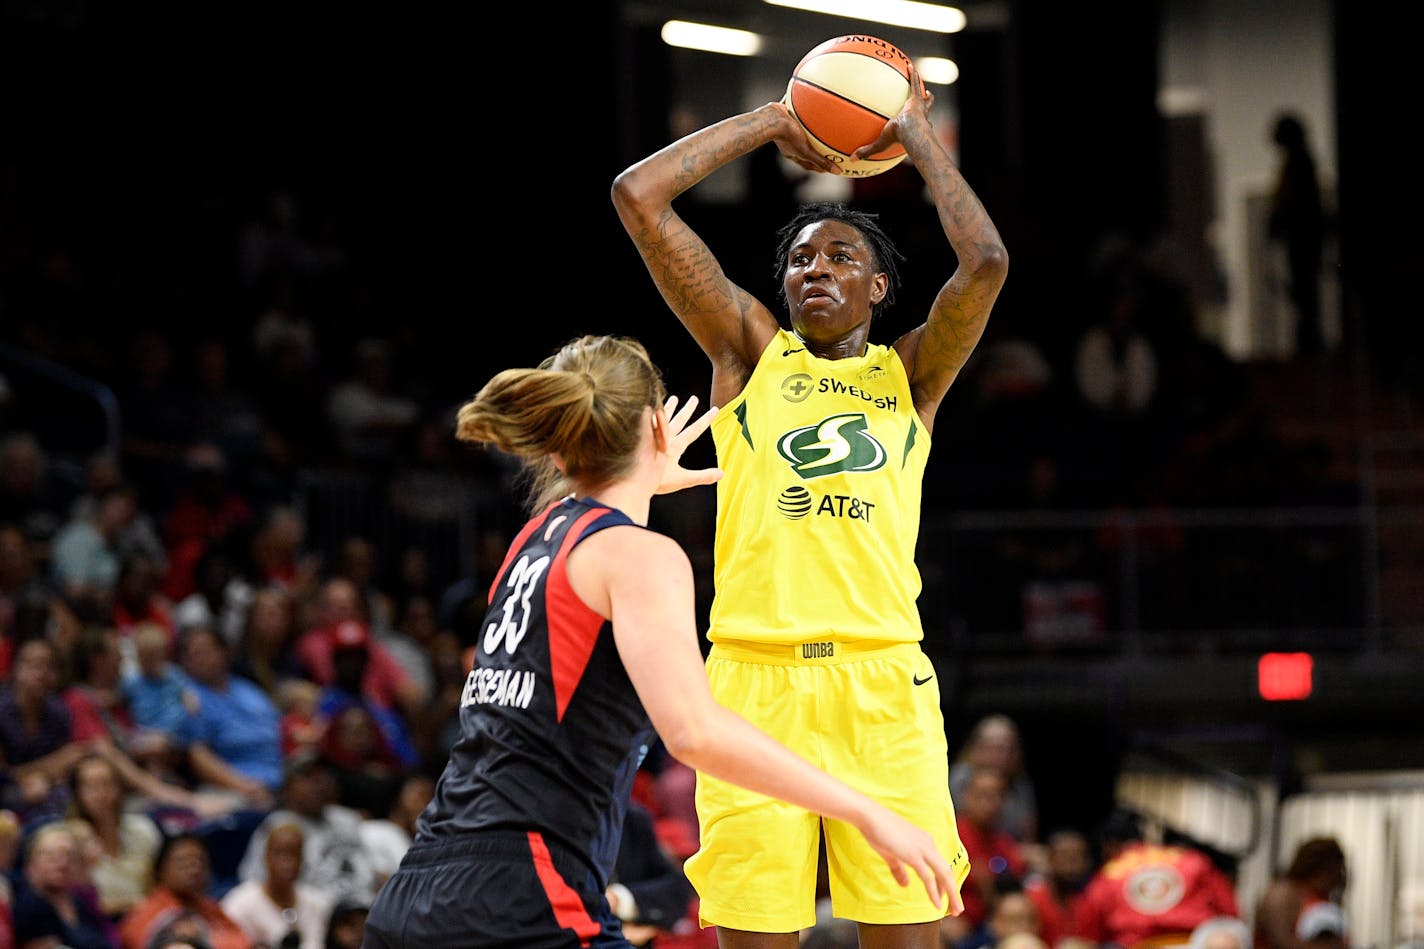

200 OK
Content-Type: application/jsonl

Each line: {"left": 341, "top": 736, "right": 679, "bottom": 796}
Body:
{"left": 613, "top": 60, "right": 1007, "bottom": 949}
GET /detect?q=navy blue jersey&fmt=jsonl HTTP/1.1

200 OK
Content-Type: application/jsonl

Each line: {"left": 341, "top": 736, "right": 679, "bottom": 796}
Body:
{"left": 414, "top": 496, "right": 656, "bottom": 891}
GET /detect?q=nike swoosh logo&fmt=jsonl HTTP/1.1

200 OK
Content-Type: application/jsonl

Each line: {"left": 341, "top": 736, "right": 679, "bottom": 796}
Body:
{"left": 913, "top": 674, "right": 934, "bottom": 686}
{"left": 783, "top": 347, "right": 805, "bottom": 356}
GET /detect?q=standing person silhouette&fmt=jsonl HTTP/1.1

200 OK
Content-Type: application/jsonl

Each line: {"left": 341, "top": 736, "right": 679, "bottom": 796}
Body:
{"left": 360, "top": 335, "right": 955, "bottom": 949}
{"left": 1266, "top": 111, "right": 1326, "bottom": 358}
{"left": 613, "top": 58, "right": 1007, "bottom": 948}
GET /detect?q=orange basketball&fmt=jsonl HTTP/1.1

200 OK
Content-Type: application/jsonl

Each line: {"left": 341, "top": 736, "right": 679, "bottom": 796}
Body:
{"left": 785, "top": 34, "right": 913, "bottom": 177}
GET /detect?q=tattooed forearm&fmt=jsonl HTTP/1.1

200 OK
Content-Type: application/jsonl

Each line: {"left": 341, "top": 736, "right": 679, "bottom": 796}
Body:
{"left": 672, "top": 112, "right": 775, "bottom": 193}
{"left": 631, "top": 214, "right": 736, "bottom": 314}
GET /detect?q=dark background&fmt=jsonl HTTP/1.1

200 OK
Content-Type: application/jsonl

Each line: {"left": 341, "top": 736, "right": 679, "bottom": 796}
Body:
{"left": 5, "top": 1, "right": 1418, "bottom": 384}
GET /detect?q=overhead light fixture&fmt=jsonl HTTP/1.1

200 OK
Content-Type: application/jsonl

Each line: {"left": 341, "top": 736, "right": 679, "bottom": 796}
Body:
{"left": 764, "top": 0, "right": 966, "bottom": 34}
{"left": 916, "top": 56, "right": 959, "bottom": 85}
{"left": 661, "top": 20, "right": 765, "bottom": 56}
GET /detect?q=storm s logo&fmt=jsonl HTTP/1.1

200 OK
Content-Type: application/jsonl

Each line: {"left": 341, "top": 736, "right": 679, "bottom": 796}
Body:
{"left": 776, "top": 413, "right": 886, "bottom": 479}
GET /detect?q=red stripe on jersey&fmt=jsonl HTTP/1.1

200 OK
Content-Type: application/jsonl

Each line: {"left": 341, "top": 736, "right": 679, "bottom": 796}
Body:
{"left": 489, "top": 502, "right": 558, "bottom": 605}
{"left": 547, "top": 507, "right": 612, "bottom": 722}
{"left": 527, "top": 830, "right": 600, "bottom": 944}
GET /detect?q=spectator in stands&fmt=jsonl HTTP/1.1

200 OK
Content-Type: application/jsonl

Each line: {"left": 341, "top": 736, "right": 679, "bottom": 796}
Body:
{"left": 952, "top": 885, "right": 1043, "bottom": 949}
{"left": 0, "top": 432, "right": 73, "bottom": 555}
{"left": 63, "top": 625, "right": 143, "bottom": 747}
{"left": 384, "top": 545, "right": 437, "bottom": 613}
{"left": 1266, "top": 111, "right": 1327, "bottom": 359}
{"left": 245, "top": 505, "right": 317, "bottom": 598}
{"left": 1071, "top": 247, "right": 1160, "bottom": 415}
{"left": 1072, "top": 809, "right": 1238, "bottom": 947}
{"left": 385, "top": 418, "right": 472, "bottom": 529}
{"left": 1074, "top": 240, "right": 1177, "bottom": 506}
{"left": 172, "top": 543, "right": 254, "bottom": 650}
{"left": 220, "top": 821, "right": 331, "bottom": 949}
{"left": 1190, "top": 916, "right": 1251, "bottom": 949}
{"left": 0, "top": 523, "right": 53, "bottom": 669}
{"left": 60, "top": 631, "right": 218, "bottom": 818}
{"left": 10, "top": 820, "right": 118, "bottom": 949}
{"left": 239, "top": 191, "right": 346, "bottom": 296}
{"left": 0, "top": 637, "right": 88, "bottom": 823}
{"left": 118, "top": 831, "right": 252, "bottom": 949}
{"left": 69, "top": 451, "right": 169, "bottom": 581}
{"left": 162, "top": 444, "right": 254, "bottom": 604}
{"left": 177, "top": 624, "right": 281, "bottom": 809}
{"left": 295, "top": 579, "right": 421, "bottom": 726}
{"left": 62, "top": 751, "right": 163, "bottom": 920}
{"left": 606, "top": 800, "right": 693, "bottom": 947}
{"left": 330, "top": 538, "right": 394, "bottom": 639}
{"left": 317, "top": 703, "right": 405, "bottom": 818}
{"left": 651, "top": 758, "right": 699, "bottom": 857}
{"left": 955, "top": 766, "right": 1031, "bottom": 930}
{"left": 276, "top": 679, "right": 324, "bottom": 760}
{"left": 251, "top": 306, "right": 330, "bottom": 473}
{"left": 1255, "top": 837, "right": 1348, "bottom": 949}
{"left": 122, "top": 621, "right": 196, "bottom": 753}
{"left": 325, "top": 338, "right": 421, "bottom": 468}
{"left": 314, "top": 621, "right": 417, "bottom": 771}
{"left": 145, "top": 915, "right": 225, "bottom": 949}
{"left": 1001, "top": 936, "right": 1051, "bottom": 949}
{"left": 357, "top": 772, "right": 433, "bottom": 892}
{"left": 0, "top": 807, "right": 20, "bottom": 945}
{"left": 322, "top": 897, "right": 368, "bottom": 949}
{"left": 111, "top": 551, "right": 177, "bottom": 647}
{"left": 49, "top": 481, "right": 140, "bottom": 617}
{"left": 951, "top": 714, "right": 1040, "bottom": 845}
{"left": 1023, "top": 828, "right": 1093, "bottom": 947}
{"left": 376, "top": 593, "right": 437, "bottom": 709}
{"left": 187, "top": 336, "right": 266, "bottom": 479}
{"left": 415, "top": 625, "right": 469, "bottom": 763}
{"left": 230, "top": 586, "right": 305, "bottom": 702}
{"left": 236, "top": 752, "right": 379, "bottom": 908}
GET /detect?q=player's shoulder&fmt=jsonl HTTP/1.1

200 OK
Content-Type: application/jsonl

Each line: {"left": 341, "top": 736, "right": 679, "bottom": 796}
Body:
{"left": 579, "top": 522, "right": 688, "bottom": 567}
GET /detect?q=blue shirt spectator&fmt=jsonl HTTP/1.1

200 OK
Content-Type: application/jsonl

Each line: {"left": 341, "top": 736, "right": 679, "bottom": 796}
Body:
{"left": 177, "top": 625, "right": 282, "bottom": 810}
{"left": 122, "top": 621, "right": 195, "bottom": 744}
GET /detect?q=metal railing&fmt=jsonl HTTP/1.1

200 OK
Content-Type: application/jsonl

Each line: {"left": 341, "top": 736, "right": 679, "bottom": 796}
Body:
{"left": 0, "top": 341, "right": 121, "bottom": 463}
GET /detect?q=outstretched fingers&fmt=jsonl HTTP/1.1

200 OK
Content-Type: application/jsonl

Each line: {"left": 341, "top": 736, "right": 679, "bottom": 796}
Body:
{"left": 664, "top": 395, "right": 718, "bottom": 448}
{"left": 655, "top": 395, "right": 723, "bottom": 495}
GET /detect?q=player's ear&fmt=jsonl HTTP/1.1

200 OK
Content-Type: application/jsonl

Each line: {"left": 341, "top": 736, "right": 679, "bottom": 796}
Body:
{"left": 650, "top": 407, "right": 669, "bottom": 453}
{"left": 550, "top": 452, "right": 568, "bottom": 474}
{"left": 871, "top": 272, "right": 889, "bottom": 304}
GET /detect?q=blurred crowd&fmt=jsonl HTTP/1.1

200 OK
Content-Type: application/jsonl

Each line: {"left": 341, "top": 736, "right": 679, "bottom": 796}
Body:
{"left": 807, "top": 713, "right": 1356, "bottom": 949}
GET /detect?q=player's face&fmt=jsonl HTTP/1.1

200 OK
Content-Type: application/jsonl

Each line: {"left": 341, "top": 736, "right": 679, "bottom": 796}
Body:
{"left": 784, "top": 219, "right": 886, "bottom": 346}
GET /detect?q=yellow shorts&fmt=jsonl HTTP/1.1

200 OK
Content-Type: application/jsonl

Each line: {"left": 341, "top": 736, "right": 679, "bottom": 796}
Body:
{"left": 683, "top": 640, "right": 969, "bottom": 932}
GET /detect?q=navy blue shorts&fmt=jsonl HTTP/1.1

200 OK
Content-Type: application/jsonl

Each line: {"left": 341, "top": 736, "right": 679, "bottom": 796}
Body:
{"left": 361, "top": 831, "right": 633, "bottom": 949}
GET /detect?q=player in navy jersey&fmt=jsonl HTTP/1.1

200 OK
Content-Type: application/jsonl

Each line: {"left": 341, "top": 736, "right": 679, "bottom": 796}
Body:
{"left": 362, "top": 334, "right": 959, "bottom": 949}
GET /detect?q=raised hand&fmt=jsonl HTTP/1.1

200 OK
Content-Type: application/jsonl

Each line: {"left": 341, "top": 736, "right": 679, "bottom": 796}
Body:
{"left": 851, "top": 60, "right": 934, "bottom": 164}
{"left": 655, "top": 395, "right": 723, "bottom": 495}
{"left": 770, "top": 99, "right": 843, "bottom": 175}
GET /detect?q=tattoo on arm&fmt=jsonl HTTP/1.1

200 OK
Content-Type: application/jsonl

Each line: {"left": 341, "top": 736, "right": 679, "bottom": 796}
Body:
{"left": 630, "top": 210, "right": 737, "bottom": 317}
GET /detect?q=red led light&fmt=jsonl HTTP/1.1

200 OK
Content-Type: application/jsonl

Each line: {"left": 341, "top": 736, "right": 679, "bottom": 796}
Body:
{"left": 1258, "top": 652, "right": 1313, "bottom": 701}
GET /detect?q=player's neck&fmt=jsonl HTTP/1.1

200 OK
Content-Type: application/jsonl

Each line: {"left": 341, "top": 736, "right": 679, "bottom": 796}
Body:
{"left": 571, "top": 479, "right": 650, "bottom": 526}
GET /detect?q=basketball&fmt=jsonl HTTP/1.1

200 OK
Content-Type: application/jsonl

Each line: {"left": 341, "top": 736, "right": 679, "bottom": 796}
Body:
{"left": 785, "top": 34, "right": 914, "bottom": 177}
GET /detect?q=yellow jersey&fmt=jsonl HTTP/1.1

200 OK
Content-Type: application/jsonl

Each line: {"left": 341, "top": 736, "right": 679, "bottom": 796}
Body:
{"left": 708, "top": 328, "right": 929, "bottom": 645}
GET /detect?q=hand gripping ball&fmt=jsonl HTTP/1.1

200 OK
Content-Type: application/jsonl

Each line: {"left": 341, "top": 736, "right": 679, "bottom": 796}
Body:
{"left": 785, "top": 34, "right": 914, "bottom": 177}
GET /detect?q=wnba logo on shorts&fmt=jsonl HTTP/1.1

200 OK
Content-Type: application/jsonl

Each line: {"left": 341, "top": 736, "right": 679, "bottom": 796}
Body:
{"left": 801, "top": 641, "right": 835, "bottom": 658}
